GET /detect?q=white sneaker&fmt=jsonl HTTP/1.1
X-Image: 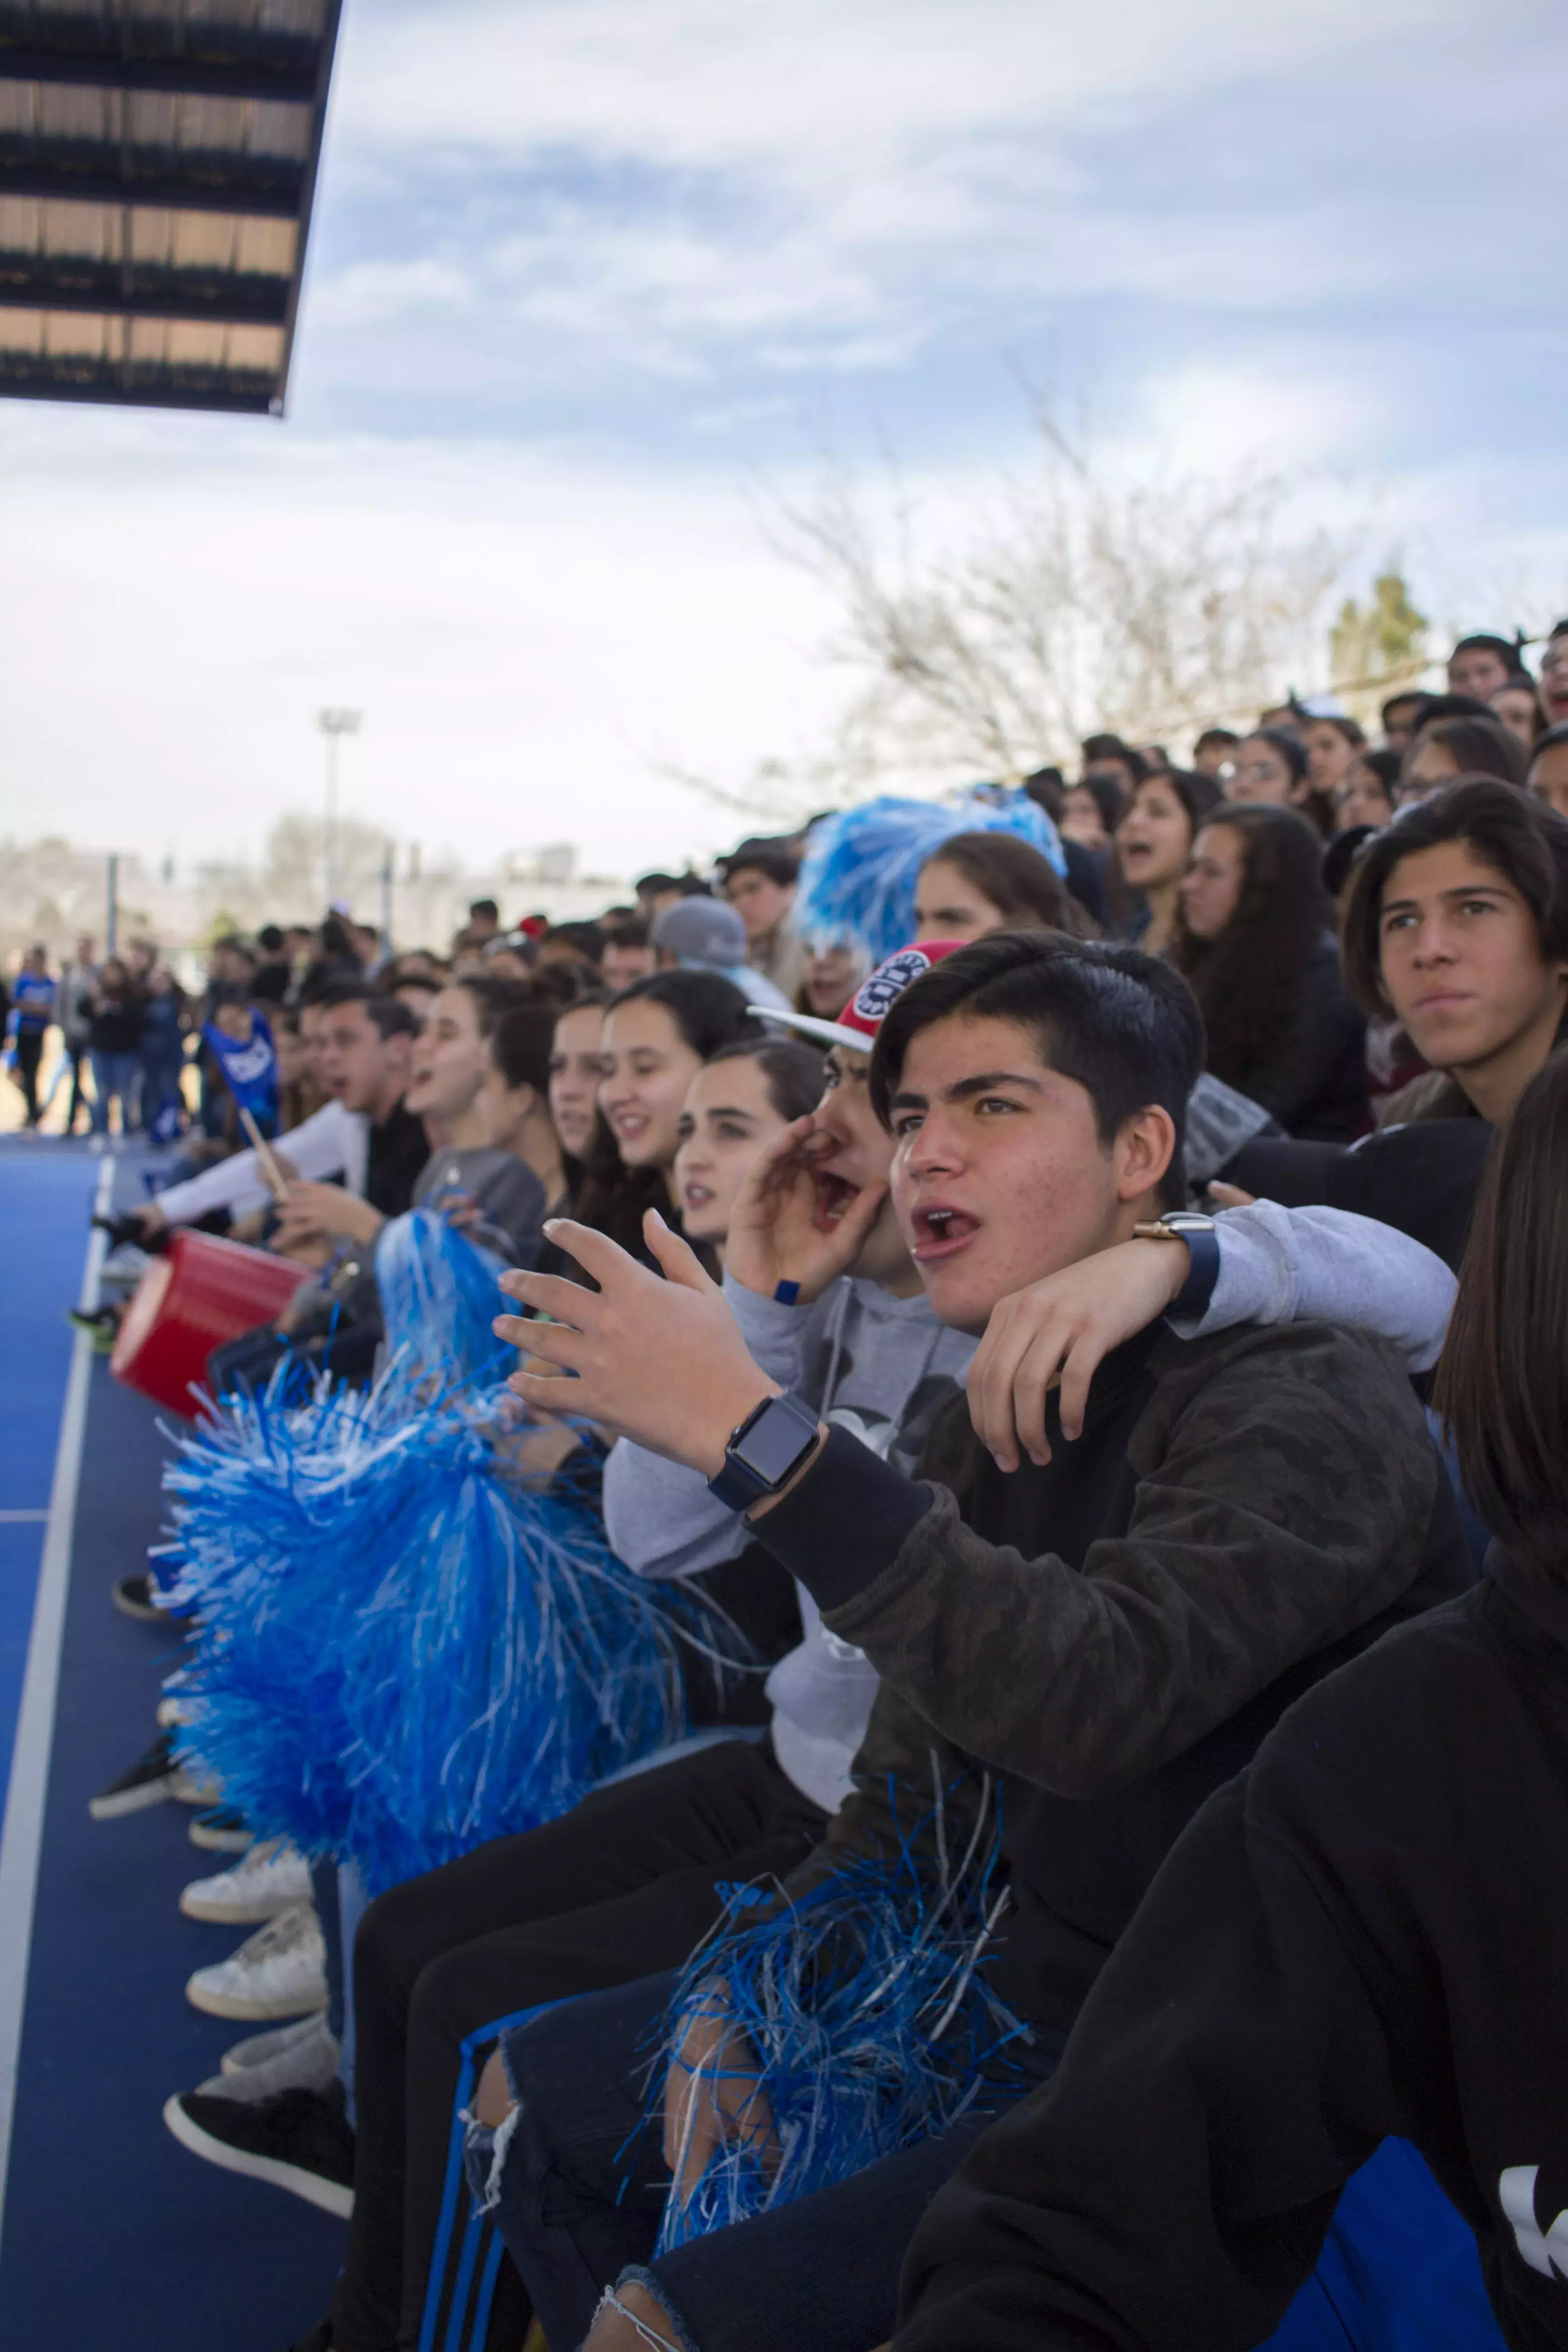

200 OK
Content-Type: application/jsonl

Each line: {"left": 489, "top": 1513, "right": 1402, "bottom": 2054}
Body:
{"left": 221, "top": 2011, "right": 336, "bottom": 2079}
{"left": 185, "top": 1903, "right": 328, "bottom": 2023}
{"left": 199, "top": 2011, "right": 341, "bottom": 2103}
{"left": 181, "top": 1839, "right": 313, "bottom": 1926}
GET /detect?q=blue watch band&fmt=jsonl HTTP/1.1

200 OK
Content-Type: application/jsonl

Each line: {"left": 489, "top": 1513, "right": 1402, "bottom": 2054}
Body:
{"left": 1169, "top": 1225, "right": 1222, "bottom": 1321}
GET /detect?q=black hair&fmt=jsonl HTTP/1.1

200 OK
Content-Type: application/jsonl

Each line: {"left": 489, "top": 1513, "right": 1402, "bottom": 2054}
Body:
{"left": 604, "top": 967, "right": 763, "bottom": 1059}
{"left": 719, "top": 841, "right": 801, "bottom": 889}
{"left": 1397, "top": 691, "right": 1495, "bottom": 732}
{"left": 452, "top": 971, "right": 532, "bottom": 1038}
{"left": 603, "top": 915, "right": 650, "bottom": 948}
{"left": 489, "top": 1001, "right": 558, "bottom": 1098}
{"left": 1450, "top": 632, "right": 1520, "bottom": 670}
{"left": 1172, "top": 803, "right": 1332, "bottom": 1095}
{"left": 1355, "top": 746, "right": 1403, "bottom": 794}
{"left": 468, "top": 898, "right": 500, "bottom": 922}
{"left": 1321, "top": 824, "right": 1380, "bottom": 901}
{"left": 1245, "top": 724, "right": 1309, "bottom": 782}
{"left": 1380, "top": 689, "right": 1429, "bottom": 730}
{"left": 1021, "top": 766, "right": 1067, "bottom": 821}
{"left": 1401, "top": 715, "right": 1529, "bottom": 794}
{"left": 1305, "top": 712, "right": 1367, "bottom": 750}
{"left": 1193, "top": 726, "right": 1240, "bottom": 757}
{"left": 1342, "top": 778, "right": 1568, "bottom": 1017}
{"left": 543, "top": 920, "right": 607, "bottom": 965}
{"left": 319, "top": 914, "right": 358, "bottom": 963}
{"left": 870, "top": 931, "right": 1204, "bottom": 1212}
{"left": 302, "top": 976, "right": 419, "bottom": 1041}
{"left": 1080, "top": 733, "right": 1149, "bottom": 784}
{"left": 257, "top": 925, "right": 285, "bottom": 955}
{"left": 1074, "top": 770, "right": 1130, "bottom": 834}
{"left": 1530, "top": 720, "right": 1568, "bottom": 764}
{"left": 702, "top": 1036, "right": 826, "bottom": 1124}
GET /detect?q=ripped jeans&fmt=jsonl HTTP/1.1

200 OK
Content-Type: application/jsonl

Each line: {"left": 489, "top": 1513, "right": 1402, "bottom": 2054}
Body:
{"left": 473, "top": 1971, "right": 1064, "bottom": 2352}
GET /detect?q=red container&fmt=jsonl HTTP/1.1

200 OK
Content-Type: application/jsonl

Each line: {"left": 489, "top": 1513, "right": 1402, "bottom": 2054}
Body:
{"left": 111, "top": 1229, "right": 310, "bottom": 1417}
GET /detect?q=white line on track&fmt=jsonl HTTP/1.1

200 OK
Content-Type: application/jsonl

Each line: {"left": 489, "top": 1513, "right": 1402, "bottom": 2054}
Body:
{"left": 0, "top": 1155, "right": 114, "bottom": 2243}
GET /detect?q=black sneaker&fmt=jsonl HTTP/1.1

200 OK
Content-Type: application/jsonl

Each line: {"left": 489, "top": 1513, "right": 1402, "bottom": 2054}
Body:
{"left": 190, "top": 1804, "right": 255, "bottom": 1855}
{"left": 162, "top": 2082, "right": 355, "bottom": 2219}
{"left": 88, "top": 1730, "right": 187, "bottom": 1820}
{"left": 113, "top": 1572, "right": 168, "bottom": 1622}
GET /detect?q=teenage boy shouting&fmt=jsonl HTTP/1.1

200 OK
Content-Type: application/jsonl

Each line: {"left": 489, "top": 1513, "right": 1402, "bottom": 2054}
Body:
{"left": 484, "top": 933, "right": 1471, "bottom": 2352}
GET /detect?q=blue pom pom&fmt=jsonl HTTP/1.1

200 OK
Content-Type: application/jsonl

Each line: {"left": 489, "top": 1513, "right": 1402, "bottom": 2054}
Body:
{"left": 648, "top": 1778, "right": 1028, "bottom": 2251}
{"left": 162, "top": 1216, "right": 733, "bottom": 1892}
{"left": 794, "top": 791, "right": 1065, "bottom": 964}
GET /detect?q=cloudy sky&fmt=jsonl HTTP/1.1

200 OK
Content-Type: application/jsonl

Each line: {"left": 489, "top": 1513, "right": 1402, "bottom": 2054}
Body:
{"left": 2, "top": 0, "right": 1564, "bottom": 884}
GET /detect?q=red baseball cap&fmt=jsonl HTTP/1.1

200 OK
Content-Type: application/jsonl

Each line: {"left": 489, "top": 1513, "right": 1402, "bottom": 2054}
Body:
{"left": 748, "top": 940, "right": 966, "bottom": 1054}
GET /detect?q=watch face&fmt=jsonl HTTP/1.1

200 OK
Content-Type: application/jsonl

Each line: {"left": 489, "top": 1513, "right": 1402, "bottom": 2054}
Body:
{"left": 738, "top": 1400, "right": 816, "bottom": 1485}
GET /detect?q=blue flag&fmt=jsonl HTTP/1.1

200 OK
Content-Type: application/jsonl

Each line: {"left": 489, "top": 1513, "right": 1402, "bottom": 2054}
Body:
{"left": 201, "top": 1013, "right": 279, "bottom": 1136}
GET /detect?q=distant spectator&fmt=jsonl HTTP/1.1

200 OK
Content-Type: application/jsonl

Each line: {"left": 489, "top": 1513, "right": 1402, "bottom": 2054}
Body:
{"left": 8, "top": 945, "right": 54, "bottom": 1129}
{"left": 601, "top": 918, "right": 656, "bottom": 990}
{"left": 1023, "top": 764, "right": 1110, "bottom": 927}
{"left": 1175, "top": 802, "right": 1368, "bottom": 1141}
{"left": 1191, "top": 725, "right": 1240, "bottom": 776}
{"left": 1447, "top": 632, "right": 1519, "bottom": 701}
{"left": 796, "top": 937, "right": 870, "bottom": 1019}
{"left": 1225, "top": 725, "right": 1333, "bottom": 837}
{"left": 1110, "top": 767, "right": 1224, "bottom": 952}
{"left": 139, "top": 964, "right": 188, "bottom": 1138}
{"left": 250, "top": 923, "right": 291, "bottom": 1004}
{"left": 57, "top": 933, "right": 97, "bottom": 1136}
{"left": 87, "top": 958, "right": 144, "bottom": 1140}
{"left": 465, "top": 898, "right": 501, "bottom": 948}
{"left": 123, "top": 936, "right": 157, "bottom": 986}
{"left": 1527, "top": 720, "right": 1568, "bottom": 821}
{"left": 718, "top": 840, "right": 804, "bottom": 1000}
{"left": 1302, "top": 712, "right": 1367, "bottom": 803}
{"left": 1061, "top": 769, "right": 1127, "bottom": 851}
{"left": 480, "top": 937, "right": 536, "bottom": 982}
{"left": 389, "top": 972, "right": 442, "bottom": 1023}
{"left": 1490, "top": 672, "right": 1545, "bottom": 750}
{"left": 913, "top": 830, "right": 1081, "bottom": 944}
{"left": 1333, "top": 746, "right": 1401, "bottom": 832}
{"left": 1539, "top": 619, "right": 1568, "bottom": 729}
{"left": 650, "top": 895, "right": 793, "bottom": 1012}
{"left": 350, "top": 922, "right": 385, "bottom": 976}
{"left": 1399, "top": 714, "right": 1529, "bottom": 805}
{"left": 634, "top": 870, "right": 711, "bottom": 921}
{"left": 1078, "top": 733, "right": 1148, "bottom": 796}
{"left": 1379, "top": 689, "right": 1431, "bottom": 751}
{"left": 538, "top": 921, "right": 606, "bottom": 971}
{"left": 1137, "top": 743, "right": 1171, "bottom": 773}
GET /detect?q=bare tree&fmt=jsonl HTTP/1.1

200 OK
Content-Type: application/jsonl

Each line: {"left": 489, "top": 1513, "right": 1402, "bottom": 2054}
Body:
{"left": 775, "top": 407, "right": 1347, "bottom": 788}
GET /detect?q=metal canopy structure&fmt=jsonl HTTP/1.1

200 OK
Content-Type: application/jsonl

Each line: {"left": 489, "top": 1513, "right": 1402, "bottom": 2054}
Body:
{"left": 0, "top": 0, "right": 343, "bottom": 415}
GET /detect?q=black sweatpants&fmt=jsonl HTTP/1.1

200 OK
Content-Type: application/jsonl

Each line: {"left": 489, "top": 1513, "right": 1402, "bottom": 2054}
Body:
{"left": 13, "top": 1029, "right": 43, "bottom": 1122}
{"left": 331, "top": 1735, "right": 827, "bottom": 2352}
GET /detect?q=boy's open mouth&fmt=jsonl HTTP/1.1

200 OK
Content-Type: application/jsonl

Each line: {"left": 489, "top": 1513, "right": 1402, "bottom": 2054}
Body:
{"left": 812, "top": 1171, "right": 859, "bottom": 1232}
{"left": 911, "top": 1203, "right": 980, "bottom": 1262}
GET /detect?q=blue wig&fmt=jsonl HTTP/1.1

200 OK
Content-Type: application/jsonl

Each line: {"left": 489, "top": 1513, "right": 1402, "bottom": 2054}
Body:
{"left": 794, "top": 790, "right": 1065, "bottom": 965}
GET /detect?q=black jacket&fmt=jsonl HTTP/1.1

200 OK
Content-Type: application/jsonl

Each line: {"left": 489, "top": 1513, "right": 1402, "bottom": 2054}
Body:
{"left": 755, "top": 1319, "right": 1470, "bottom": 2032}
{"left": 1221, "top": 931, "right": 1368, "bottom": 1144}
{"left": 897, "top": 1546, "right": 1568, "bottom": 2352}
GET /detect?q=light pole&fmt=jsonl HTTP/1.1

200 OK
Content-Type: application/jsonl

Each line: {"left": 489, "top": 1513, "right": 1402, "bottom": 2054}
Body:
{"left": 317, "top": 708, "right": 363, "bottom": 908}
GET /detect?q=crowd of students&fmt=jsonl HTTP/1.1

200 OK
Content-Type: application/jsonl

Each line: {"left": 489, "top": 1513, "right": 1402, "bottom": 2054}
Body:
{"left": 60, "top": 621, "right": 1568, "bottom": 2352}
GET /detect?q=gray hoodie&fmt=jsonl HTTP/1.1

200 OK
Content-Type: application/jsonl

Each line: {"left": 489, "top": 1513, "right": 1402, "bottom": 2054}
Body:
{"left": 600, "top": 1206, "right": 1457, "bottom": 1816}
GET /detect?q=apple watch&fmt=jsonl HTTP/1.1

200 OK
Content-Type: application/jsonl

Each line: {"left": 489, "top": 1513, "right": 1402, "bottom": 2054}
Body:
{"left": 707, "top": 1390, "right": 823, "bottom": 1511}
{"left": 1130, "top": 1210, "right": 1220, "bottom": 1320}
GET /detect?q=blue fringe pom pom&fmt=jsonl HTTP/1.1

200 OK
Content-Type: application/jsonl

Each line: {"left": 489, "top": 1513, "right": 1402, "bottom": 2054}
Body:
{"left": 164, "top": 1213, "right": 724, "bottom": 1892}
{"left": 794, "top": 791, "right": 1065, "bottom": 965}
{"left": 649, "top": 1777, "right": 1027, "bottom": 2252}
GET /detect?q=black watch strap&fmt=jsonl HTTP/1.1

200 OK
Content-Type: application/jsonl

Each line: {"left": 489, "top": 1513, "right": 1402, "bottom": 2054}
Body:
{"left": 707, "top": 1391, "right": 822, "bottom": 1512}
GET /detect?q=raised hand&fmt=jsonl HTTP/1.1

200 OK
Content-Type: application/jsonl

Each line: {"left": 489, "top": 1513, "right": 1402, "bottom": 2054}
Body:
{"left": 967, "top": 1236, "right": 1192, "bottom": 1471}
{"left": 723, "top": 1116, "right": 887, "bottom": 1304}
{"left": 494, "top": 1213, "right": 779, "bottom": 1473}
